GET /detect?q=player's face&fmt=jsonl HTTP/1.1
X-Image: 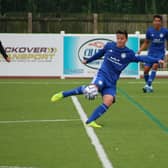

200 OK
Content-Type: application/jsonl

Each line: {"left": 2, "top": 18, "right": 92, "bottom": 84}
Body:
{"left": 116, "top": 34, "right": 127, "bottom": 48}
{"left": 153, "top": 17, "right": 162, "bottom": 29}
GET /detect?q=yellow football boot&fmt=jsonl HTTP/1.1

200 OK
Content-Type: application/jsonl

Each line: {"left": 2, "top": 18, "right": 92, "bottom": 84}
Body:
{"left": 51, "top": 92, "right": 63, "bottom": 102}
{"left": 86, "top": 121, "right": 102, "bottom": 128}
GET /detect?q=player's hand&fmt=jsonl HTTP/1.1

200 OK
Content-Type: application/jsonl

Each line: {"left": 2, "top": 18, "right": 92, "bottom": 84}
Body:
{"left": 137, "top": 50, "right": 141, "bottom": 55}
{"left": 82, "top": 59, "right": 87, "bottom": 64}
{"left": 158, "top": 59, "right": 164, "bottom": 64}
{"left": 5, "top": 57, "right": 11, "bottom": 62}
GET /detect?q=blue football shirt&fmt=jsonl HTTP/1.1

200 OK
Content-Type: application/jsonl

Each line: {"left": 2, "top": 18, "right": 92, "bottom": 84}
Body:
{"left": 86, "top": 42, "right": 160, "bottom": 83}
{"left": 146, "top": 27, "right": 168, "bottom": 56}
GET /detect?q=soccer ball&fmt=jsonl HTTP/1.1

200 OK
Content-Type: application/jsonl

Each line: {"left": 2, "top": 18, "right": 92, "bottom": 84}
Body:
{"left": 84, "top": 85, "right": 98, "bottom": 100}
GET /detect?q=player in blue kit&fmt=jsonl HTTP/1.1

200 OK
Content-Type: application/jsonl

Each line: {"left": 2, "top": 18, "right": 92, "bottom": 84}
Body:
{"left": 138, "top": 15, "right": 168, "bottom": 93}
{"left": 51, "top": 30, "right": 164, "bottom": 128}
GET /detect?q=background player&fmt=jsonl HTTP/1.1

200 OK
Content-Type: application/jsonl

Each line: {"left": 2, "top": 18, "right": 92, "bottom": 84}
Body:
{"left": 51, "top": 30, "right": 164, "bottom": 128}
{"left": 0, "top": 41, "right": 10, "bottom": 62}
{"left": 138, "top": 15, "right": 168, "bottom": 93}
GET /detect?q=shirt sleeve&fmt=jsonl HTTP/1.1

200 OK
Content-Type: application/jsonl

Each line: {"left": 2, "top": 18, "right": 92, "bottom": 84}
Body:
{"left": 0, "top": 41, "right": 8, "bottom": 59}
{"left": 85, "top": 43, "right": 108, "bottom": 63}
{"left": 131, "top": 53, "right": 160, "bottom": 64}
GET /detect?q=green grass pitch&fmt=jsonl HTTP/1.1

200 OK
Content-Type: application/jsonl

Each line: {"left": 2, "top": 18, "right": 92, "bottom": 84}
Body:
{"left": 0, "top": 78, "right": 168, "bottom": 168}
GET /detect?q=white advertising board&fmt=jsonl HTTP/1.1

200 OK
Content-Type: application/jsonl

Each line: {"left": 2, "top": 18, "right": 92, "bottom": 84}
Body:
{"left": 63, "top": 34, "right": 139, "bottom": 78}
{"left": 0, "top": 33, "right": 140, "bottom": 78}
{"left": 0, "top": 34, "right": 62, "bottom": 77}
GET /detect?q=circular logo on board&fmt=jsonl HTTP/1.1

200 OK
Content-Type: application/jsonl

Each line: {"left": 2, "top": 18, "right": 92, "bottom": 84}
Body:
{"left": 78, "top": 38, "right": 113, "bottom": 69}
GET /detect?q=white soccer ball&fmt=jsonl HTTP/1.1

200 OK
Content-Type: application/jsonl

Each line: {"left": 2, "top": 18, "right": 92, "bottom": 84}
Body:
{"left": 84, "top": 85, "right": 98, "bottom": 100}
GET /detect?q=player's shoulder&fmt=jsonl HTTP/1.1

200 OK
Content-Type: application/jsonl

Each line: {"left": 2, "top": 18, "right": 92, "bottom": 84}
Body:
{"left": 146, "top": 27, "right": 154, "bottom": 33}
{"left": 124, "top": 46, "right": 134, "bottom": 52}
{"left": 148, "top": 27, "right": 168, "bottom": 33}
{"left": 124, "top": 46, "right": 135, "bottom": 56}
{"left": 160, "top": 27, "right": 168, "bottom": 33}
{"left": 105, "top": 41, "right": 115, "bottom": 46}
{"left": 104, "top": 41, "right": 116, "bottom": 49}
{"left": 161, "top": 27, "right": 167, "bottom": 30}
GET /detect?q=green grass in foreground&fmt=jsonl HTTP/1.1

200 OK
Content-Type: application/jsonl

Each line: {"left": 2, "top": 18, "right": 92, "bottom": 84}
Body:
{"left": 0, "top": 78, "right": 168, "bottom": 168}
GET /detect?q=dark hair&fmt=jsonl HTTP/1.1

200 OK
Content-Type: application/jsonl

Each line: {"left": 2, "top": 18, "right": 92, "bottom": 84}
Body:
{"left": 116, "top": 30, "right": 128, "bottom": 39}
{"left": 153, "top": 15, "right": 162, "bottom": 21}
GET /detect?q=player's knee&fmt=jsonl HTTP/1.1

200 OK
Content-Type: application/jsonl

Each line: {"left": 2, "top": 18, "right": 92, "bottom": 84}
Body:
{"left": 144, "top": 66, "right": 151, "bottom": 74}
{"left": 103, "top": 96, "right": 115, "bottom": 107}
{"left": 144, "top": 69, "right": 150, "bottom": 74}
{"left": 152, "top": 63, "right": 158, "bottom": 70}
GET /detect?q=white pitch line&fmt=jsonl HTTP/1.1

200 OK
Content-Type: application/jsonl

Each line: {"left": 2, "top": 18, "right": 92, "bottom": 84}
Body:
{"left": 71, "top": 96, "right": 114, "bottom": 168}
{"left": 0, "top": 119, "right": 80, "bottom": 124}
{"left": 0, "top": 81, "right": 86, "bottom": 85}
{"left": 0, "top": 166, "right": 36, "bottom": 168}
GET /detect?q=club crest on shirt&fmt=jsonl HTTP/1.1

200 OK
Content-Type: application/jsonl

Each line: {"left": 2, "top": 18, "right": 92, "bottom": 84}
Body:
{"left": 98, "top": 80, "right": 103, "bottom": 86}
{"left": 121, "top": 53, "right": 126, "bottom": 58}
{"left": 160, "top": 33, "right": 164, "bottom": 38}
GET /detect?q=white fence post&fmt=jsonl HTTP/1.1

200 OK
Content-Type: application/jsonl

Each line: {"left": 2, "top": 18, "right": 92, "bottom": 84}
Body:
{"left": 60, "top": 31, "right": 65, "bottom": 79}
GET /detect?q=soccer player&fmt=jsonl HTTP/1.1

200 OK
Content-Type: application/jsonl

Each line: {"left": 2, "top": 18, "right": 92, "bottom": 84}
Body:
{"left": 0, "top": 41, "right": 10, "bottom": 62}
{"left": 138, "top": 15, "right": 168, "bottom": 93}
{"left": 51, "top": 30, "right": 164, "bottom": 128}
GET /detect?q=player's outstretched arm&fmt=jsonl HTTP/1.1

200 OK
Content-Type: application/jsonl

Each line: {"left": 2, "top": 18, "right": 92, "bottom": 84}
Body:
{"left": 136, "top": 55, "right": 164, "bottom": 64}
{"left": 83, "top": 48, "right": 105, "bottom": 64}
{"left": 5, "top": 57, "right": 10, "bottom": 62}
{"left": 0, "top": 41, "right": 10, "bottom": 62}
{"left": 137, "top": 39, "right": 149, "bottom": 54}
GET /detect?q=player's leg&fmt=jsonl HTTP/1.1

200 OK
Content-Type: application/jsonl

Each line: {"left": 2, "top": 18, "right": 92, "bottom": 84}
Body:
{"left": 51, "top": 85, "right": 86, "bottom": 102}
{"left": 147, "top": 63, "right": 158, "bottom": 91}
{"left": 51, "top": 73, "right": 102, "bottom": 102}
{"left": 144, "top": 66, "right": 151, "bottom": 83}
{"left": 86, "top": 94, "right": 114, "bottom": 128}
{"left": 86, "top": 86, "right": 116, "bottom": 128}
{"left": 145, "top": 54, "right": 164, "bottom": 92}
{"left": 143, "top": 64, "right": 151, "bottom": 92}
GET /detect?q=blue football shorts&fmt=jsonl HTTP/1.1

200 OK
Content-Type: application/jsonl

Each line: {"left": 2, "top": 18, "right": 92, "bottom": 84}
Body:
{"left": 91, "top": 72, "right": 116, "bottom": 97}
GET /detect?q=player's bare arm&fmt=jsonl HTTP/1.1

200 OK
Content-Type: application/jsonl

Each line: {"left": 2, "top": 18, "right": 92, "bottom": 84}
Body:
{"left": 138, "top": 39, "right": 150, "bottom": 54}
{"left": 158, "top": 59, "right": 165, "bottom": 64}
{"left": 5, "top": 57, "right": 11, "bottom": 62}
{"left": 0, "top": 41, "right": 10, "bottom": 62}
{"left": 82, "top": 59, "right": 87, "bottom": 64}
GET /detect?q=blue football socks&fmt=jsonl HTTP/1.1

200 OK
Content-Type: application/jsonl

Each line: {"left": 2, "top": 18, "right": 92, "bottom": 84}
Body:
{"left": 147, "top": 70, "right": 156, "bottom": 86}
{"left": 86, "top": 103, "right": 109, "bottom": 123}
{"left": 144, "top": 73, "right": 149, "bottom": 83}
{"left": 63, "top": 85, "right": 86, "bottom": 97}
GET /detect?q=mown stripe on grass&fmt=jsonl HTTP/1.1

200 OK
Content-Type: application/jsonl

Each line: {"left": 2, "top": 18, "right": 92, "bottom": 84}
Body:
{"left": 118, "top": 87, "right": 168, "bottom": 133}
